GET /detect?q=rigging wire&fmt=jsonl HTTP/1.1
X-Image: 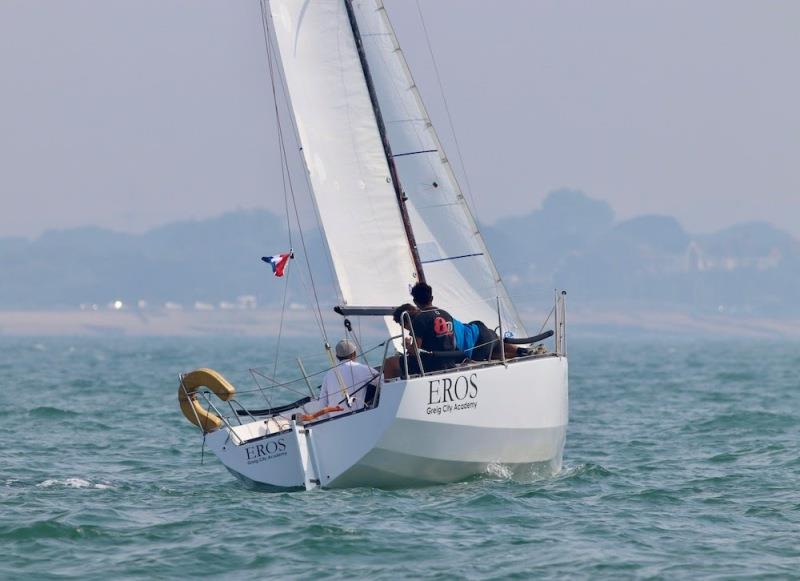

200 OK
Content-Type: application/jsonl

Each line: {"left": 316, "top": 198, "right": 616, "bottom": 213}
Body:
{"left": 258, "top": 0, "right": 330, "bottom": 345}
{"left": 262, "top": 4, "right": 293, "bottom": 249}
{"left": 272, "top": 264, "right": 291, "bottom": 378}
{"left": 266, "top": 25, "right": 340, "bottom": 310}
{"left": 414, "top": 0, "right": 480, "bottom": 215}
{"left": 369, "top": 10, "right": 440, "bottom": 199}
{"left": 258, "top": 0, "right": 293, "bottom": 373}
{"left": 413, "top": 0, "right": 526, "bottom": 334}
{"left": 377, "top": 2, "right": 516, "bottom": 331}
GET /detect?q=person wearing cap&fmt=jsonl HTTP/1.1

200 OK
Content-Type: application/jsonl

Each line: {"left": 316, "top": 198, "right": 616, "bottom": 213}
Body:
{"left": 314, "top": 339, "right": 378, "bottom": 419}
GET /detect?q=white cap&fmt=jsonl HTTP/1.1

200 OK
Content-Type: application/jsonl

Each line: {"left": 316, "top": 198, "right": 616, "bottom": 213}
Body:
{"left": 335, "top": 339, "right": 357, "bottom": 359}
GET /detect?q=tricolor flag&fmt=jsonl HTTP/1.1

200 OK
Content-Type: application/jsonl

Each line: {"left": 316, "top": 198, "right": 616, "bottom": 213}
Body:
{"left": 261, "top": 252, "right": 293, "bottom": 277}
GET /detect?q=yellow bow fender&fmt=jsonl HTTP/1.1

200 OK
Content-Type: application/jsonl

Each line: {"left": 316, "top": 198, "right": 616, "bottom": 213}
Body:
{"left": 178, "top": 368, "right": 236, "bottom": 432}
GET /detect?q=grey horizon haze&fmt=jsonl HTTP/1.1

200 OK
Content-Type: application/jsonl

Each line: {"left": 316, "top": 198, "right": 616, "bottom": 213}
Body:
{"left": 1, "top": 0, "right": 798, "bottom": 239}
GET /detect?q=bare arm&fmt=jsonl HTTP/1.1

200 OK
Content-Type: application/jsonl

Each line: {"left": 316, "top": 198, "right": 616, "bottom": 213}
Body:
{"left": 405, "top": 335, "right": 422, "bottom": 355}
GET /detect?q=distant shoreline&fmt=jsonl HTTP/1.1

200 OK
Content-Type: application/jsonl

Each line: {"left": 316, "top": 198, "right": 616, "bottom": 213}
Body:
{"left": 1, "top": 308, "right": 798, "bottom": 339}
{"left": 0, "top": 309, "right": 328, "bottom": 338}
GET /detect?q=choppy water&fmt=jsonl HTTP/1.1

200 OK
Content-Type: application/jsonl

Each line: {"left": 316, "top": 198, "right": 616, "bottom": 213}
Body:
{"left": 1, "top": 336, "right": 798, "bottom": 579}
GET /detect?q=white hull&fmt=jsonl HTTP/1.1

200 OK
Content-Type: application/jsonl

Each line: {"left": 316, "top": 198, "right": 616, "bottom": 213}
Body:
{"left": 204, "top": 355, "right": 568, "bottom": 490}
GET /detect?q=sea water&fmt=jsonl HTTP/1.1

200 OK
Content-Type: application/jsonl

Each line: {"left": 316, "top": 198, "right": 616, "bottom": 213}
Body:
{"left": 1, "top": 336, "right": 798, "bottom": 579}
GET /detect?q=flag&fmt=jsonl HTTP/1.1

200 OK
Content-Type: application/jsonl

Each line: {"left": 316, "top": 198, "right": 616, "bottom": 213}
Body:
{"left": 261, "top": 252, "right": 292, "bottom": 277}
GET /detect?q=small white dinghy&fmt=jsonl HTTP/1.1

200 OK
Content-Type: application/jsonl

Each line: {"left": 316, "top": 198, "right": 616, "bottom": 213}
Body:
{"left": 178, "top": 0, "right": 569, "bottom": 490}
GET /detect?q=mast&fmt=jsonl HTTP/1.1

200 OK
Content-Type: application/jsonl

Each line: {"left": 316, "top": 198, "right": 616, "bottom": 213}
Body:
{"left": 343, "top": 0, "right": 426, "bottom": 284}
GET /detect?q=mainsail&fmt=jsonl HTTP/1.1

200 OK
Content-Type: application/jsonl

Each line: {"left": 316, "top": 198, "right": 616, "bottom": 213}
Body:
{"left": 351, "top": 0, "right": 524, "bottom": 336}
{"left": 269, "top": 0, "right": 525, "bottom": 336}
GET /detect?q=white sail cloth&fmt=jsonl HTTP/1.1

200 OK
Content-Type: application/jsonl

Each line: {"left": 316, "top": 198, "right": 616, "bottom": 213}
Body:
{"left": 352, "top": 0, "right": 525, "bottom": 336}
{"left": 269, "top": 0, "right": 418, "bottom": 310}
{"left": 269, "top": 0, "right": 525, "bottom": 339}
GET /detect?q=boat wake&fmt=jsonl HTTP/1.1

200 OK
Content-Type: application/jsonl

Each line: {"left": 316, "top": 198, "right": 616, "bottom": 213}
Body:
{"left": 553, "top": 462, "right": 613, "bottom": 481}
{"left": 482, "top": 461, "right": 612, "bottom": 488}
{"left": 484, "top": 458, "right": 564, "bottom": 483}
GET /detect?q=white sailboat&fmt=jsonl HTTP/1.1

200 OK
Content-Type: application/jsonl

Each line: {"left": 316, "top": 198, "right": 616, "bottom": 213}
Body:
{"left": 178, "top": 0, "right": 568, "bottom": 490}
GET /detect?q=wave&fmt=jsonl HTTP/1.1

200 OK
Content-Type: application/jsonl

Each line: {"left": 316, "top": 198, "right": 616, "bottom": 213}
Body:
{"left": 0, "top": 520, "right": 104, "bottom": 541}
{"left": 485, "top": 462, "right": 514, "bottom": 479}
{"left": 689, "top": 410, "right": 798, "bottom": 433}
{"left": 36, "top": 478, "right": 113, "bottom": 490}
{"left": 713, "top": 370, "right": 758, "bottom": 382}
{"left": 481, "top": 458, "right": 568, "bottom": 484}
{"left": 67, "top": 378, "right": 96, "bottom": 389}
{"left": 556, "top": 462, "right": 613, "bottom": 480}
{"left": 27, "top": 406, "right": 72, "bottom": 419}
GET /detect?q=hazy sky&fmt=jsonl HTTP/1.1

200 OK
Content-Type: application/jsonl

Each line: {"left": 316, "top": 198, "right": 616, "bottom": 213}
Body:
{"left": 1, "top": 0, "right": 798, "bottom": 239}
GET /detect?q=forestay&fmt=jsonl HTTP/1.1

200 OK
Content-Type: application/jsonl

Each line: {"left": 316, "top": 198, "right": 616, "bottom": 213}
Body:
{"left": 351, "top": 0, "right": 525, "bottom": 336}
{"left": 269, "top": 0, "right": 418, "bottom": 310}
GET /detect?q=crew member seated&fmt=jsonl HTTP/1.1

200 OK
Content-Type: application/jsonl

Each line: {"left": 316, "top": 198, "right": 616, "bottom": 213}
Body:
{"left": 382, "top": 303, "right": 422, "bottom": 379}
{"left": 382, "top": 283, "right": 460, "bottom": 379}
{"left": 395, "top": 301, "right": 515, "bottom": 363}
{"left": 411, "top": 282, "right": 529, "bottom": 361}
{"left": 453, "top": 318, "right": 524, "bottom": 361}
{"left": 408, "top": 283, "right": 462, "bottom": 371}
{"left": 301, "top": 339, "right": 378, "bottom": 421}
{"left": 381, "top": 283, "right": 529, "bottom": 380}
